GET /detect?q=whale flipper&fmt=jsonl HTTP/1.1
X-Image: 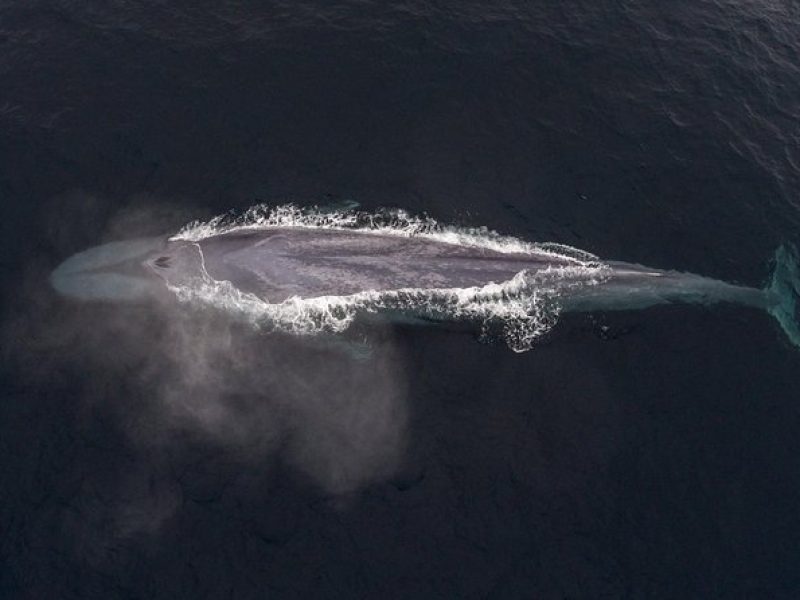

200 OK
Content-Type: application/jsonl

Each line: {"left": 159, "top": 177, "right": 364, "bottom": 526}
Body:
{"left": 767, "top": 243, "right": 800, "bottom": 348}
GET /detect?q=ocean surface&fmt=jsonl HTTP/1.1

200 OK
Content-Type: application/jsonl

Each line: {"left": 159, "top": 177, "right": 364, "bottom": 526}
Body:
{"left": 2, "top": 2, "right": 800, "bottom": 598}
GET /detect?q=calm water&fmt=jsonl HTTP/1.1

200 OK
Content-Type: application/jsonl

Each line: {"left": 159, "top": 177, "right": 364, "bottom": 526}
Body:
{"left": 2, "top": 2, "right": 800, "bottom": 597}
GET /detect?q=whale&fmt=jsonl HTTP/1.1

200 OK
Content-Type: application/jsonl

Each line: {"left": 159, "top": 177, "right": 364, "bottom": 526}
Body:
{"left": 49, "top": 206, "right": 800, "bottom": 352}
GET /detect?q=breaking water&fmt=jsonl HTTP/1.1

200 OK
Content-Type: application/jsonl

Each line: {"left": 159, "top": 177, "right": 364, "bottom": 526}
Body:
{"left": 168, "top": 204, "right": 609, "bottom": 351}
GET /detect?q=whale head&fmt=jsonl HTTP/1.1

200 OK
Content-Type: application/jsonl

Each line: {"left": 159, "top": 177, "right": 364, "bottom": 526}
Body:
{"left": 50, "top": 237, "right": 172, "bottom": 302}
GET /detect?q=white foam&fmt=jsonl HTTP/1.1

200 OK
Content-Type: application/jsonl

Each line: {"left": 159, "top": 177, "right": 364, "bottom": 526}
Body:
{"left": 167, "top": 205, "right": 608, "bottom": 352}
{"left": 172, "top": 203, "right": 601, "bottom": 264}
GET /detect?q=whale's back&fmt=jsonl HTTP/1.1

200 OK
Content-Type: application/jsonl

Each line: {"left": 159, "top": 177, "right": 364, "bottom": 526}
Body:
{"left": 191, "top": 228, "right": 574, "bottom": 302}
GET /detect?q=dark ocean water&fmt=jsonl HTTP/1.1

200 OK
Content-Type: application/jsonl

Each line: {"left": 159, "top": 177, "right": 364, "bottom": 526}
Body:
{"left": 2, "top": 2, "right": 800, "bottom": 598}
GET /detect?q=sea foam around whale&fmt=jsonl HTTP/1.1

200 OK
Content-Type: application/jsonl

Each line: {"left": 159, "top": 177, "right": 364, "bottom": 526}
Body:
{"left": 167, "top": 204, "right": 609, "bottom": 352}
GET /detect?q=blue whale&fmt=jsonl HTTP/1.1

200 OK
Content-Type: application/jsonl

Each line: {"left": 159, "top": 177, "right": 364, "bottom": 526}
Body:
{"left": 49, "top": 208, "right": 800, "bottom": 351}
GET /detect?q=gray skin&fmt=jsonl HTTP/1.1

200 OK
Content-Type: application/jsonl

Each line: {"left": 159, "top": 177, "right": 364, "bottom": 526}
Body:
{"left": 158, "top": 229, "right": 593, "bottom": 301}
{"left": 51, "top": 228, "right": 770, "bottom": 315}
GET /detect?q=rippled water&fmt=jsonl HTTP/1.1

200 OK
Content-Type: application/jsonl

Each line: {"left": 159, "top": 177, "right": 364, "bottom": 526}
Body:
{"left": 2, "top": 2, "right": 800, "bottom": 598}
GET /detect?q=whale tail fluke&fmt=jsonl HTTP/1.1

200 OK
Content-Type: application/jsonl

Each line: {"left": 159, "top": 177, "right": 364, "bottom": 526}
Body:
{"left": 766, "top": 243, "right": 800, "bottom": 348}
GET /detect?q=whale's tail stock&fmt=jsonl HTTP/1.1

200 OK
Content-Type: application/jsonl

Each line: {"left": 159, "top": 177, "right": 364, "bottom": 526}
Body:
{"left": 766, "top": 243, "right": 800, "bottom": 348}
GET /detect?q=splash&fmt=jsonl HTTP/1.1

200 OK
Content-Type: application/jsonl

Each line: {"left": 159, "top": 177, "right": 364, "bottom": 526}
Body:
{"left": 172, "top": 203, "right": 601, "bottom": 263}
{"left": 167, "top": 204, "right": 609, "bottom": 352}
